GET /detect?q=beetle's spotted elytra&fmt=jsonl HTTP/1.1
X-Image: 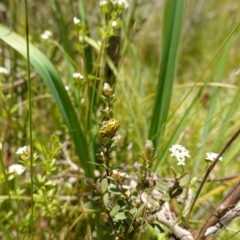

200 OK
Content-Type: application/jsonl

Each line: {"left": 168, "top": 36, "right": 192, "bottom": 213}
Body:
{"left": 98, "top": 118, "right": 120, "bottom": 139}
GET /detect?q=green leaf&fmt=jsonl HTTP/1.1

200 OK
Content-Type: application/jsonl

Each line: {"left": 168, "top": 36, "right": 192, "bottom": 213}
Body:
{"left": 149, "top": 0, "right": 184, "bottom": 147}
{"left": 179, "top": 174, "right": 190, "bottom": 187}
{"left": 117, "top": 199, "right": 125, "bottom": 207}
{"left": 114, "top": 212, "right": 127, "bottom": 220}
{"left": 85, "top": 201, "right": 101, "bottom": 212}
{"left": 92, "top": 196, "right": 101, "bottom": 201}
{"left": 162, "top": 193, "right": 170, "bottom": 202}
{"left": 103, "top": 193, "right": 109, "bottom": 208}
{"left": 135, "top": 204, "right": 145, "bottom": 217}
{"left": 151, "top": 221, "right": 164, "bottom": 233}
{"left": 171, "top": 187, "right": 183, "bottom": 198}
{"left": 110, "top": 205, "right": 120, "bottom": 217}
{"left": 125, "top": 215, "right": 133, "bottom": 225}
{"left": 0, "top": 24, "right": 93, "bottom": 177}
{"left": 155, "top": 181, "right": 169, "bottom": 193}
{"left": 109, "top": 187, "right": 122, "bottom": 195}
{"left": 129, "top": 207, "right": 137, "bottom": 215}
{"left": 101, "top": 178, "right": 108, "bottom": 193}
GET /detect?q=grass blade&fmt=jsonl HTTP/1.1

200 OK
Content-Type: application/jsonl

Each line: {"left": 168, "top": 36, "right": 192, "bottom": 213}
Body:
{"left": 0, "top": 221, "right": 14, "bottom": 240}
{"left": 194, "top": 46, "right": 230, "bottom": 172}
{"left": 0, "top": 24, "right": 93, "bottom": 177}
{"left": 148, "top": 0, "right": 184, "bottom": 147}
{"left": 50, "top": 0, "right": 73, "bottom": 58}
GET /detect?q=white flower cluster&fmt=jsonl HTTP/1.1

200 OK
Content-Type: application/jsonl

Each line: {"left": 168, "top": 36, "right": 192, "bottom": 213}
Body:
{"left": 16, "top": 146, "right": 28, "bottom": 155}
{"left": 73, "top": 72, "right": 84, "bottom": 79}
{"left": 9, "top": 164, "right": 25, "bottom": 175}
{"left": 205, "top": 152, "right": 223, "bottom": 162}
{"left": 169, "top": 144, "right": 223, "bottom": 166}
{"left": 40, "top": 30, "right": 52, "bottom": 40}
{"left": 99, "top": 0, "right": 108, "bottom": 6}
{"left": 99, "top": 0, "right": 129, "bottom": 9}
{"left": 111, "top": 0, "right": 129, "bottom": 9}
{"left": 169, "top": 144, "right": 190, "bottom": 166}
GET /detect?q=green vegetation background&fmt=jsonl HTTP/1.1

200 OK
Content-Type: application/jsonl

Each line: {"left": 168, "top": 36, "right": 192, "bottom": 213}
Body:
{"left": 0, "top": 0, "right": 240, "bottom": 239}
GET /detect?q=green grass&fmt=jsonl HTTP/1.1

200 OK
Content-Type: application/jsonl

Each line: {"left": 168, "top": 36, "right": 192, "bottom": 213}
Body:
{"left": 0, "top": 24, "right": 94, "bottom": 178}
{"left": 0, "top": 0, "right": 240, "bottom": 239}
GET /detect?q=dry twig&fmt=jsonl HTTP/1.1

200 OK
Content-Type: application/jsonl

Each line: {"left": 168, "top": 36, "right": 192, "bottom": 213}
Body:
{"left": 204, "top": 202, "right": 240, "bottom": 236}
{"left": 156, "top": 203, "right": 194, "bottom": 240}
{"left": 195, "top": 181, "right": 240, "bottom": 239}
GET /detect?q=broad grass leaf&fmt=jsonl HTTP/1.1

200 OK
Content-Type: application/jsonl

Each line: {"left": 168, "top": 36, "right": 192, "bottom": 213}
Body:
{"left": 0, "top": 24, "right": 93, "bottom": 177}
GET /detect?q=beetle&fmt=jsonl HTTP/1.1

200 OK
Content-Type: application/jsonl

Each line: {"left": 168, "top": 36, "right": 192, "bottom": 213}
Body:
{"left": 98, "top": 118, "right": 120, "bottom": 139}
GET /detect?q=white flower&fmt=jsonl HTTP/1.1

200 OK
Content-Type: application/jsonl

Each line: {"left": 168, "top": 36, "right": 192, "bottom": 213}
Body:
{"left": 65, "top": 85, "right": 70, "bottom": 91}
{"left": 112, "top": 20, "right": 117, "bottom": 27}
{"left": 73, "top": 72, "right": 84, "bottom": 79}
{"left": 0, "top": 67, "right": 9, "bottom": 75}
{"left": 40, "top": 30, "right": 52, "bottom": 40}
{"left": 169, "top": 144, "right": 190, "bottom": 166}
{"left": 8, "top": 164, "right": 25, "bottom": 175}
{"left": 111, "top": 0, "right": 129, "bottom": 9}
{"left": 205, "top": 152, "right": 223, "bottom": 162}
{"left": 73, "top": 17, "right": 80, "bottom": 25}
{"left": 16, "top": 146, "right": 28, "bottom": 155}
{"left": 99, "top": 0, "right": 108, "bottom": 6}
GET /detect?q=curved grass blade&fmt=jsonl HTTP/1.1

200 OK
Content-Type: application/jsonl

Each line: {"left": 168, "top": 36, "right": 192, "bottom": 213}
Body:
{"left": 0, "top": 24, "right": 93, "bottom": 177}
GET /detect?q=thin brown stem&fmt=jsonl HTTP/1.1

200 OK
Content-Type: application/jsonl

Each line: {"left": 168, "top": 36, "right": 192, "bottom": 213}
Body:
{"left": 195, "top": 181, "right": 240, "bottom": 240}
{"left": 186, "top": 127, "right": 240, "bottom": 225}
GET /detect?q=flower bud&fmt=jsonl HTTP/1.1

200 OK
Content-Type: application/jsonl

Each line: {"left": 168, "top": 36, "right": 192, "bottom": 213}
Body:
{"left": 112, "top": 169, "right": 121, "bottom": 181}
{"left": 103, "top": 83, "right": 113, "bottom": 96}
{"left": 145, "top": 140, "right": 154, "bottom": 160}
{"left": 134, "top": 198, "right": 141, "bottom": 207}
